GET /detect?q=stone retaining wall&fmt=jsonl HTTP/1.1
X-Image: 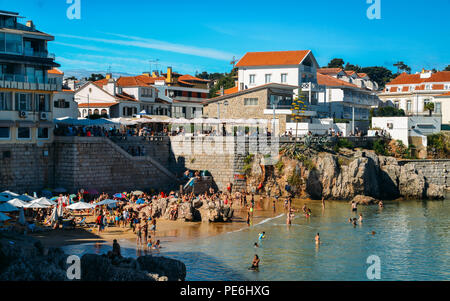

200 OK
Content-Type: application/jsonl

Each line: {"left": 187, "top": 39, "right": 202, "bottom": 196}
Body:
{"left": 0, "top": 143, "right": 54, "bottom": 194}
{"left": 398, "top": 159, "right": 450, "bottom": 188}
{"left": 53, "top": 137, "right": 175, "bottom": 194}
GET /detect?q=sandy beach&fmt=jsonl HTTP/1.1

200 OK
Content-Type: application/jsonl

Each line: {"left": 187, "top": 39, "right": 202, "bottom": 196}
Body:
{"left": 31, "top": 195, "right": 295, "bottom": 249}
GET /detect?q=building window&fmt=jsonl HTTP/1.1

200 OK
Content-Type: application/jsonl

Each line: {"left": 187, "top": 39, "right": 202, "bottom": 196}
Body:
{"left": 37, "top": 128, "right": 49, "bottom": 139}
{"left": 406, "top": 100, "right": 412, "bottom": 112}
{"left": 265, "top": 74, "right": 271, "bottom": 84}
{"left": 249, "top": 74, "right": 255, "bottom": 84}
{"left": 0, "top": 127, "right": 10, "bottom": 139}
{"left": 54, "top": 99, "right": 70, "bottom": 108}
{"left": 17, "top": 127, "right": 31, "bottom": 140}
{"left": 93, "top": 109, "right": 99, "bottom": 115}
{"left": 35, "top": 94, "right": 50, "bottom": 112}
{"left": 281, "top": 74, "right": 287, "bottom": 83}
{"left": 425, "top": 84, "right": 431, "bottom": 90}
{"left": 15, "top": 93, "right": 32, "bottom": 111}
{"left": 101, "top": 109, "right": 107, "bottom": 116}
{"left": 435, "top": 102, "right": 441, "bottom": 113}
{"left": 244, "top": 98, "right": 258, "bottom": 106}
{"left": 5, "top": 33, "right": 22, "bottom": 54}
{"left": 394, "top": 101, "right": 399, "bottom": 109}
{"left": 0, "top": 92, "right": 12, "bottom": 111}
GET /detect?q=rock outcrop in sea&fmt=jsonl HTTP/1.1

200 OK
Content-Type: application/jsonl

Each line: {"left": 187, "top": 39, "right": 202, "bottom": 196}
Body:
{"left": 125, "top": 196, "right": 234, "bottom": 223}
{"left": 0, "top": 233, "right": 186, "bottom": 281}
{"left": 247, "top": 150, "right": 445, "bottom": 200}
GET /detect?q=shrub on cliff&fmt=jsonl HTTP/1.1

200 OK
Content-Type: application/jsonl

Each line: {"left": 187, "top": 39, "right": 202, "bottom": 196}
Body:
{"left": 427, "top": 133, "right": 450, "bottom": 158}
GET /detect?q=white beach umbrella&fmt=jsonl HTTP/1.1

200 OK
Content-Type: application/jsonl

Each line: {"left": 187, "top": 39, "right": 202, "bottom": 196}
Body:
{"left": 0, "top": 191, "right": 20, "bottom": 199}
{"left": 95, "top": 199, "right": 118, "bottom": 206}
{"left": 23, "top": 202, "right": 50, "bottom": 209}
{"left": 7, "top": 198, "right": 28, "bottom": 208}
{"left": 0, "top": 202, "right": 19, "bottom": 212}
{"left": 0, "top": 212, "right": 10, "bottom": 222}
{"left": 67, "top": 202, "right": 94, "bottom": 210}
{"left": 32, "top": 197, "right": 57, "bottom": 206}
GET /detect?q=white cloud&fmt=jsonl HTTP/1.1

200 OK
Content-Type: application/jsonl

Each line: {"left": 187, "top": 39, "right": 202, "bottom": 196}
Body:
{"left": 54, "top": 33, "right": 236, "bottom": 61}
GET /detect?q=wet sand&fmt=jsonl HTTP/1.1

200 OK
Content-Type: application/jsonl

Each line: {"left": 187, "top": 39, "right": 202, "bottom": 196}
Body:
{"left": 31, "top": 195, "right": 303, "bottom": 249}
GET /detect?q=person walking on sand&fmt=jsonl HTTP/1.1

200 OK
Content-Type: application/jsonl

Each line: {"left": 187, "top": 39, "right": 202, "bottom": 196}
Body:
{"left": 151, "top": 217, "right": 157, "bottom": 235}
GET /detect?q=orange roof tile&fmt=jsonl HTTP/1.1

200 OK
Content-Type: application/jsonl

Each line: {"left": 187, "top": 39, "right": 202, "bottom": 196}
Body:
{"left": 178, "top": 74, "right": 209, "bottom": 83}
{"left": 235, "top": 50, "right": 310, "bottom": 67}
{"left": 316, "top": 73, "right": 359, "bottom": 88}
{"left": 344, "top": 70, "right": 356, "bottom": 76}
{"left": 432, "top": 84, "right": 444, "bottom": 90}
{"left": 357, "top": 73, "right": 368, "bottom": 78}
{"left": 387, "top": 71, "right": 450, "bottom": 86}
{"left": 317, "top": 68, "right": 343, "bottom": 75}
{"left": 78, "top": 103, "right": 118, "bottom": 108}
{"left": 48, "top": 68, "right": 64, "bottom": 75}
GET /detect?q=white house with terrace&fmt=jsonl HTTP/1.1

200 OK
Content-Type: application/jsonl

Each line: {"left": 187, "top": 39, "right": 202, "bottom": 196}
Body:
{"left": 378, "top": 69, "right": 450, "bottom": 125}
{"left": 74, "top": 74, "right": 144, "bottom": 118}
{"left": 235, "top": 50, "right": 320, "bottom": 102}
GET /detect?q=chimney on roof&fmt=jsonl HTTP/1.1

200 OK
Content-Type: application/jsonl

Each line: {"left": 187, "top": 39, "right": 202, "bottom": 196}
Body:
{"left": 166, "top": 67, "right": 173, "bottom": 84}
{"left": 220, "top": 86, "right": 224, "bottom": 96}
{"left": 152, "top": 71, "right": 159, "bottom": 78}
{"left": 26, "top": 20, "right": 35, "bottom": 30}
{"left": 142, "top": 72, "right": 151, "bottom": 77}
{"left": 106, "top": 73, "right": 113, "bottom": 80}
{"left": 104, "top": 78, "right": 117, "bottom": 95}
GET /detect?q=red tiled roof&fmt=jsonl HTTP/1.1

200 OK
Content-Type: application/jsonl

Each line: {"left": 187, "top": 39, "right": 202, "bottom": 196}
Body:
{"left": 316, "top": 73, "right": 359, "bottom": 88}
{"left": 344, "top": 70, "right": 356, "bottom": 76}
{"left": 215, "top": 86, "right": 238, "bottom": 96}
{"left": 78, "top": 103, "right": 118, "bottom": 108}
{"left": 317, "top": 68, "right": 343, "bottom": 75}
{"left": 48, "top": 68, "right": 63, "bottom": 75}
{"left": 357, "top": 73, "right": 368, "bottom": 78}
{"left": 235, "top": 50, "right": 310, "bottom": 67}
{"left": 387, "top": 71, "right": 450, "bottom": 86}
{"left": 432, "top": 84, "right": 444, "bottom": 90}
{"left": 178, "top": 74, "right": 210, "bottom": 83}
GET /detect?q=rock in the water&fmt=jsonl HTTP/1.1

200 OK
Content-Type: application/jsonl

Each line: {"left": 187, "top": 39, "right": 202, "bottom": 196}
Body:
{"left": 426, "top": 183, "right": 445, "bottom": 199}
{"left": 398, "top": 163, "right": 426, "bottom": 199}
{"left": 352, "top": 195, "right": 379, "bottom": 205}
{"left": 137, "top": 256, "right": 186, "bottom": 281}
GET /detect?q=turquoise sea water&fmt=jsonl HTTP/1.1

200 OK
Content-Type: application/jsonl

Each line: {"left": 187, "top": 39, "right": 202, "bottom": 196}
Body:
{"left": 63, "top": 199, "right": 450, "bottom": 281}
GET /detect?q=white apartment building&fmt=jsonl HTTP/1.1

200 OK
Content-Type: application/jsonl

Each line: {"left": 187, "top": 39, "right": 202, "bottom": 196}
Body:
{"left": 378, "top": 69, "right": 450, "bottom": 125}
{"left": 235, "top": 50, "right": 320, "bottom": 102}
{"left": 0, "top": 11, "right": 59, "bottom": 144}
{"left": 317, "top": 68, "right": 379, "bottom": 91}
{"left": 315, "top": 71, "right": 380, "bottom": 121}
{"left": 48, "top": 68, "right": 78, "bottom": 119}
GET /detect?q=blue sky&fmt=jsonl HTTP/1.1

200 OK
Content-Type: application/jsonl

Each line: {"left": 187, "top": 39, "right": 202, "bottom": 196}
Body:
{"left": 2, "top": 0, "right": 449, "bottom": 77}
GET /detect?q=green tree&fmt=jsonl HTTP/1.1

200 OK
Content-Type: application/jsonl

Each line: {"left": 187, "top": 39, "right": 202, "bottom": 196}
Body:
{"left": 85, "top": 73, "right": 105, "bottom": 82}
{"left": 209, "top": 68, "right": 237, "bottom": 98}
{"left": 373, "top": 106, "right": 405, "bottom": 117}
{"left": 344, "top": 63, "right": 361, "bottom": 72}
{"left": 327, "top": 58, "right": 345, "bottom": 69}
{"left": 444, "top": 65, "right": 450, "bottom": 71}
{"left": 393, "top": 61, "right": 411, "bottom": 74}
{"left": 424, "top": 102, "right": 435, "bottom": 116}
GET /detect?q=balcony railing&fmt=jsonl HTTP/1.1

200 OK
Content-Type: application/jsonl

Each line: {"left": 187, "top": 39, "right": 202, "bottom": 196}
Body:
{"left": 0, "top": 74, "right": 57, "bottom": 84}
{"left": 0, "top": 74, "right": 59, "bottom": 91}
{"left": 2, "top": 49, "right": 55, "bottom": 59}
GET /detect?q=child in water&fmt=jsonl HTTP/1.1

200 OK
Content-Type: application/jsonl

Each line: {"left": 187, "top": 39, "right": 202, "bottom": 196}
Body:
{"left": 258, "top": 232, "right": 266, "bottom": 240}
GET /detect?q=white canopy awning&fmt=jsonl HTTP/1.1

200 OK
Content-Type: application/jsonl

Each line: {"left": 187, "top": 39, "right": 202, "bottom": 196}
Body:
{"left": 7, "top": 198, "right": 29, "bottom": 208}
{"left": 67, "top": 202, "right": 95, "bottom": 210}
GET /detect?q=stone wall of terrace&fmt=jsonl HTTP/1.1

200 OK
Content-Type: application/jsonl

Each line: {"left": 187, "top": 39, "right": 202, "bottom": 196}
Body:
{"left": 0, "top": 143, "right": 54, "bottom": 194}
{"left": 398, "top": 159, "right": 450, "bottom": 188}
{"left": 53, "top": 137, "right": 176, "bottom": 194}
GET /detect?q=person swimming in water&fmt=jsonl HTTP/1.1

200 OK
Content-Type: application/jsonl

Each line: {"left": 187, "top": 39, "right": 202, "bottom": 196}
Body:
{"left": 258, "top": 232, "right": 266, "bottom": 240}
{"left": 359, "top": 213, "right": 363, "bottom": 223}
{"left": 352, "top": 218, "right": 357, "bottom": 226}
{"left": 254, "top": 242, "right": 259, "bottom": 248}
{"left": 249, "top": 254, "right": 260, "bottom": 270}
{"left": 315, "top": 233, "right": 320, "bottom": 245}
{"left": 351, "top": 201, "right": 358, "bottom": 212}
{"left": 379, "top": 201, "right": 384, "bottom": 208}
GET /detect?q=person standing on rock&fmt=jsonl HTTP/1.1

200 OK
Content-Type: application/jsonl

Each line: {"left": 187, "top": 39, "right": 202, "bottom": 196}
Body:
{"left": 112, "top": 239, "right": 121, "bottom": 258}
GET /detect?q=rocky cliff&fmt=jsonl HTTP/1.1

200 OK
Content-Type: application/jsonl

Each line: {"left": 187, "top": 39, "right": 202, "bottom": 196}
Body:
{"left": 0, "top": 233, "right": 186, "bottom": 281}
{"left": 247, "top": 149, "right": 445, "bottom": 200}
